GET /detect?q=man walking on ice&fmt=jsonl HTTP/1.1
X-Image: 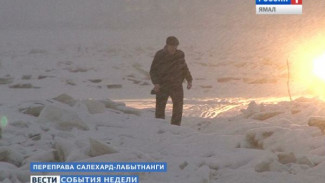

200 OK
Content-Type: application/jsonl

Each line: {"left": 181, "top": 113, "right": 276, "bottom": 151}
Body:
{"left": 150, "top": 36, "right": 193, "bottom": 126}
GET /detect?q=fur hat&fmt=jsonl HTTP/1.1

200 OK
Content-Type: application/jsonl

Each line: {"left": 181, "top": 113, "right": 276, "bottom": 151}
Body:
{"left": 166, "top": 36, "right": 179, "bottom": 46}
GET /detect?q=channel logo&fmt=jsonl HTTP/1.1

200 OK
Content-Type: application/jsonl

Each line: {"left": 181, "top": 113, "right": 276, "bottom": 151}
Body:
{"left": 256, "top": 0, "right": 302, "bottom": 15}
{"left": 31, "top": 176, "right": 60, "bottom": 183}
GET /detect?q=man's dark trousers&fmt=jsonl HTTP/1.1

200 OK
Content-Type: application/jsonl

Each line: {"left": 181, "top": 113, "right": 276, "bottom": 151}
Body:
{"left": 155, "top": 84, "right": 183, "bottom": 126}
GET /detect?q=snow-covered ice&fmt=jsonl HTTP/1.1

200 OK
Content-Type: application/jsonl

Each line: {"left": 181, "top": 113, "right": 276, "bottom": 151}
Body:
{"left": 2, "top": 94, "right": 325, "bottom": 182}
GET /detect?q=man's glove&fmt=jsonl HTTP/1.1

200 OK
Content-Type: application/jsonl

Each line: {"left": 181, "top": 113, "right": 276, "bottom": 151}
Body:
{"left": 150, "top": 89, "right": 157, "bottom": 95}
{"left": 151, "top": 84, "right": 160, "bottom": 95}
{"left": 187, "top": 82, "right": 192, "bottom": 90}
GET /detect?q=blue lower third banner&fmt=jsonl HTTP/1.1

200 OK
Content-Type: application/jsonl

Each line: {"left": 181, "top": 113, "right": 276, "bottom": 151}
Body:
{"left": 30, "top": 175, "right": 139, "bottom": 183}
{"left": 30, "top": 162, "right": 167, "bottom": 172}
{"left": 256, "top": 5, "right": 302, "bottom": 14}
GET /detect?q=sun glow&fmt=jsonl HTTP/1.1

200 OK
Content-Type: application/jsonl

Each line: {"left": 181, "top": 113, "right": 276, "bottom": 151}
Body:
{"left": 313, "top": 53, "right": 325, "bottom": 81}
{"left": 288, "top": 32, "right": 325, "bottom": 98}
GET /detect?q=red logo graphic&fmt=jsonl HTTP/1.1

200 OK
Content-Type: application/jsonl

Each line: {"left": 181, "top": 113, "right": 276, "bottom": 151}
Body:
{"left": 291, "top": 0, "right": 302, "bottom": 5}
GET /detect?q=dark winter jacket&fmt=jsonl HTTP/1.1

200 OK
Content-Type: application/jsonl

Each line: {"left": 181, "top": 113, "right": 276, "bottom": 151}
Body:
{"left": 150, "top": 46, "right": 193, "bottom": 87}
